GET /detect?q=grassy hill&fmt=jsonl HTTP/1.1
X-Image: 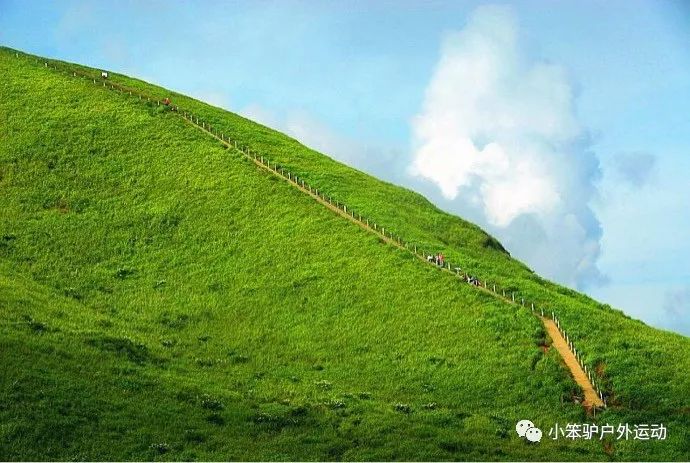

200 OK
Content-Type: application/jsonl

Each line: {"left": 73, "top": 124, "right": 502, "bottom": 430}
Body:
{"left": 0, "top": 46, "right": 688, "bottom": 461}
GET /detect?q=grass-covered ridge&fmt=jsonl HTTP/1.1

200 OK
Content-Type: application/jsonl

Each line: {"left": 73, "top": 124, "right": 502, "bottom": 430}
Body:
{"left": 0, "top": 47, "right": 688, "bottom": 460}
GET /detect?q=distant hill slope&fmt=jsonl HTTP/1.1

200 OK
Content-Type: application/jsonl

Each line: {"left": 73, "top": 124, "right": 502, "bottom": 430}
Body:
{"left": 0, "top": 47, "right": 688, "bottom": 461}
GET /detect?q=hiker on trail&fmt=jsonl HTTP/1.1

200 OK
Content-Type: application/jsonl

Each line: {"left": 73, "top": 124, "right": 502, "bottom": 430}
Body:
{"left": 439, "top": 253, "right": 445, "bottom": 266}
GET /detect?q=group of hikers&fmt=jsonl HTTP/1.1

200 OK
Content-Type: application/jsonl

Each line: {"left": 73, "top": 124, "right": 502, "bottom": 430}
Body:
{"left": 426, "top": 252, "right": 482, "bottom": 287}
{"left": 426, "top": 253, "right": 445, "bottom": 266}
{"left": 466, "top": 275, "right": 481, "bottom": 286}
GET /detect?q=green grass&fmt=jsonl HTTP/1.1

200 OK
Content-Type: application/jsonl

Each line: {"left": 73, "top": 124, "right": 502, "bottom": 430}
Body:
{"left": 0, "top": 46, "right": 688, "bottom": 461}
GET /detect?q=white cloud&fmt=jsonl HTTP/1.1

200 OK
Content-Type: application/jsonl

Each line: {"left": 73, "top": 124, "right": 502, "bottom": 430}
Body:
{"left": 410, "top": 5, "right": 605, "bottom": 289}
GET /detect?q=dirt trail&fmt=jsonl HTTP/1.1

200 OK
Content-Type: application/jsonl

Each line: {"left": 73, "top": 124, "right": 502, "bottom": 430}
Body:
{"left": 542, "top": 317, "right": 604, "bottom": 408}
{"left": 187, "top": 120, "right": 606, "bottom": 409}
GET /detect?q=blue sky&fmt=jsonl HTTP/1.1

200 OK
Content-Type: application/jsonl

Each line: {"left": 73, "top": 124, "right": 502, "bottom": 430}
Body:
{"left": 2, "top": 1, "right": 689, "bottom": 335}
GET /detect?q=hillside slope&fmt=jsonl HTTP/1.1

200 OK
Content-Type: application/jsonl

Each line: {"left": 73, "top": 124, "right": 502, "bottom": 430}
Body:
{"left": 1, "top": 47, "right": 688, "bottom": 461}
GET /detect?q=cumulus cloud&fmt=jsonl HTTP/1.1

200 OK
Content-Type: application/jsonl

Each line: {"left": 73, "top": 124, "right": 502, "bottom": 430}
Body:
{"left": 410, "top": 5, "right": 606, "bottom": 289}
{"left": 663, "top": 287, "right": 690, "bottom": 335}
{"left": 612, "top": 151, "right": 657, "bottom": 188}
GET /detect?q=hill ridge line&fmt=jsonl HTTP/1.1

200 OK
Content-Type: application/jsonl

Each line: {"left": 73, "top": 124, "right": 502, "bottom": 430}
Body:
{"left": 12, "top": 49, "right": 606, "bottom": 410}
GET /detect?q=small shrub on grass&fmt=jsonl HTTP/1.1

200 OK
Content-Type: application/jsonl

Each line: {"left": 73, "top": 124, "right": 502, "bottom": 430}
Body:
{"left": 62, "top": 287, "right": 83, "bottom": 300}
{"left": 394, "top": 403, "right": 412, "bottom": 414}
{"left": 149, "top": 443, "right": 169, "bottom": 454}
{"left": 252, "top": 412, "right": 296, "bottom": 430}
{"left": 206, "top": 413, "right": 225, "bottom": 426}
{"left": 227, "top": 350, "right": 250, "bottom": 363}
{"left": 183, "top": 429, "right": 206, "bottom": 443}
{"left": 114, "top": 267, "right": 136, "bottom": 279}
{"left": 194, "top": 357, "right": 220, "bottom": 367}
{"left": 22, "top": 315, "right": 49, "bottom": 333}
{"left": 159, "top": 313, "right": 192, "bottom": 330}
{"left": 87, "top": 335, "right": 151, "bottom": 364}
{"left": 199, "top": 394, "right": 224, "bottom": 411}
{"left": 97, "top": 319, "right": 113, "bottom": 328}
{"left": 314, "top": 379, "right": 332, "bottom": 390}
{"left": 325, "top": 399, "right": 346, "bottom": 409}
{"left": 422, "top": 383, "right": 436, "bottom": 392}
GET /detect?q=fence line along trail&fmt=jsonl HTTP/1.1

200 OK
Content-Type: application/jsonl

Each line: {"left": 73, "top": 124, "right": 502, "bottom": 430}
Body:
{"left": 542, "top": 317, "right": 603, "bottom": 408}
{"left": 24, "top": 51, "right": 607, "bottom": 410}
{"left": 191, "top": 114, "right": 607, "bottom": 410}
